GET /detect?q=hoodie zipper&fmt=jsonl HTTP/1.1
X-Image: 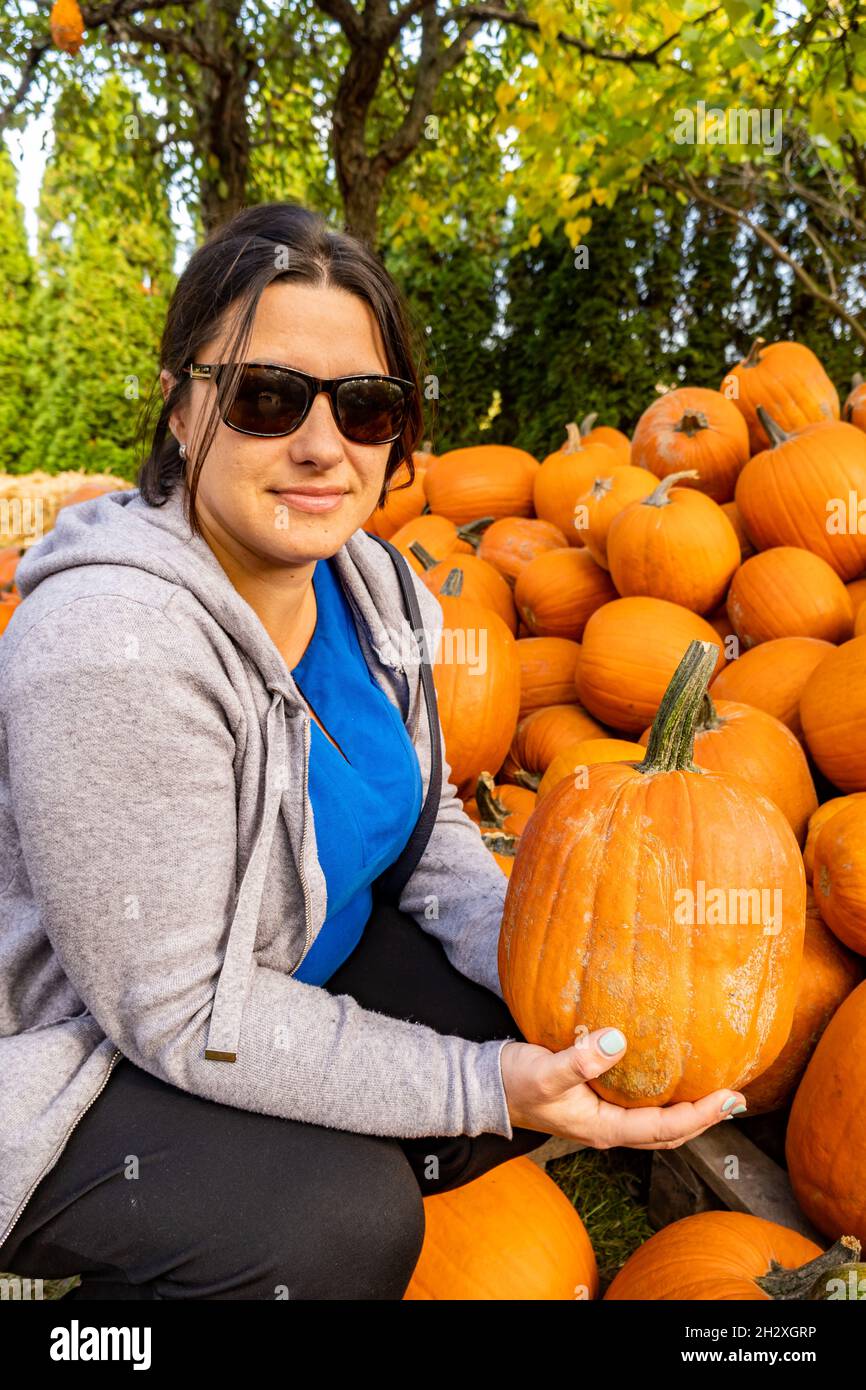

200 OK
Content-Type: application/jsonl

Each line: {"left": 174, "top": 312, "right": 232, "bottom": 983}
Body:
{"left": 0, "top": 1045, "right": 123, "bottom": 1254}
{"left": 289, "top": 715, "right": 313, "bottom": 976}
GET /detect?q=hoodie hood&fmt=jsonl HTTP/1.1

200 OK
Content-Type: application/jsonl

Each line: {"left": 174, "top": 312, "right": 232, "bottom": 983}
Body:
{"left": 13, "top": 485, "right": 411, "bottom": 713}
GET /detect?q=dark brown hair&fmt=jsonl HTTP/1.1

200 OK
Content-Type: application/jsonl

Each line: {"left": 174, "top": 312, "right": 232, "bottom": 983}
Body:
{"left": 135, "top": 202, "right": 426, "bottom": 538}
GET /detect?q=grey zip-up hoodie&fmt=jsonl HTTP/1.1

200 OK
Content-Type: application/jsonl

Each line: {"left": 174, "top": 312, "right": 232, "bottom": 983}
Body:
{"left": 0, "top": 484, "right": 516, "bottom": 1251}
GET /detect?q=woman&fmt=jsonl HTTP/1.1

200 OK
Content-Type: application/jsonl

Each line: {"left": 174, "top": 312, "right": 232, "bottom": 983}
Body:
{"left": 0, "top": 202, "right": 745, "bottom": 1301}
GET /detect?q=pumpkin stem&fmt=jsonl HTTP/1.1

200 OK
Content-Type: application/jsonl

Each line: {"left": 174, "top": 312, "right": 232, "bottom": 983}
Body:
{"left": 457, "top": 516, "right": 495, "bottom": 550}
{"left": 481, "top": 829, "right": 518, "bottom": 857}
{"left": 742, "top": 336, "right": 767, "bottom": 369}
{"left": 408, "top": 540, "right": 438, "bottom": 571}
{"left": 510, "top": 768, "right": 542, "bottom": 792}
{"left": 475, "top": 771, "right": 510, "bottom": 829}
{"left": 754, "top": 1235, "right": 861, "bottom": 1300}
{"left": 590, "top": 475, "right": 616, "bottom": 499}
{"left": 639, "top": 640, "right": 719, "bottom": 775}
{"left": 673, "top": 410, "right": 709, "bottom": 437}
{"left": 440, "top": 567, "right": 464, "bottom": 598}
{"left": 851, "top": 372, "right": 863, "bottom": 390}
{"left": 421, "top": 438, "right": 433, "bottom": 453}
{"left": 642, "top": 470, "right": 701, "bottom": 507}
{"left": 696, "top": 691, "right": 724, "bottom": 731}
{"left": 579, "top": 412, "right": 599, "bottom": 436}
{"left": 756, "top": 405, "right": 792, "bottom": 448}
{"left": 561, "top": 421, "right": 583, "bottom": 454}
{"left": 420, "top": 501, "right": 431, "bottom": 515}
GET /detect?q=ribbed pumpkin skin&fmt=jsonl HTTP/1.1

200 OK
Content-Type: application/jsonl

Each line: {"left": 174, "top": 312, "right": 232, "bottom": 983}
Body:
{"left": 857, "top": 605, "right": 866, "bottom": 637}
{"left": 845, "top": 380, "right": 866, "bottom": 431}
{"left": 606, "top": 482, "right": 740, "bottom": 615}
{"left": 432, "top": 589, "right": 521, "bottom": 798}
{"left": 423, "top": 446, "right": 538, "bottom": 525}
{"left": 800, "top": 635, "right": 866, "bottom": 792}
{"left": 574, "top": 466, "right": 659, "bottom": 569}
{"left": 734, "top": 419, "right": 866, "bottom": 581}
{"left": 741, "top": 889, "right": 863, "bottom": 1114}
{"left": 581, "top": 423, "right": 631, "bottom": 462}
{"left": 534, "top": 440, "right": 621, "bottom": 542}
{"left": 786, "top": 979, "right": 866, "bottom": 1246}
{"left": 709, "top": 636, "right": 834, "bottom": 742}
{"left": 403, "top": 1156, "right": 599, "bottom": 1301}
{"left": 575, "top": 597, "right": 726, "bottom": 733}
{"left": 847, "top": 576, "right": 866, "bottom": 616}
{"left": 638, "top": 698, "right": 818, "bottom": 846}
{"left": 536, "top": 738, "right": 646, "bottom": 802}
{"left": 515, "top": 636, "right": 581, "bottom": 717}
{"left": 727, "top": 547, "right": 854, "bottom": 647}
{"left": 803, "top": 794, "right": 866, "bottom": 878}
{"left": 630, "top": 387, "right": 750, "bottom": 503}
{"left": 500, "top": 703, "right": 606, "bottom": 785}
{"left": 363, "top": 459, "right": 427, "bottom": 538}
{"left": 514, "top": 547, "right": 616, "bottom": 640}
{"left": 721, "top": 340, "right": 840, "bottom": 453}
{"left": 721, "top": 500, "right": 756, "bottom": 561}
{"left": 604, "top": 1212, "right": 822, "bottom": 1301}
{"left": 813, "top": 800, "right": 866, "bottom": 954}
{"left": 498, "top": 760, "right": 806, "bottom": 1106}
{"left": 477, "top": 517, "right": 567, "bottom": 587}
{"left": 388, "top": 514, "right": 473, "bottom": 573}
{"left": 419, "top": 553, "right": 517, "bottom": 634}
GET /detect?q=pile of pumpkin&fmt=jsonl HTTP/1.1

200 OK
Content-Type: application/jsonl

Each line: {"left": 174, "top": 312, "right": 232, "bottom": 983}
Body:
{"left": 364, "top": 338, "right": 866, "bottom": 1299}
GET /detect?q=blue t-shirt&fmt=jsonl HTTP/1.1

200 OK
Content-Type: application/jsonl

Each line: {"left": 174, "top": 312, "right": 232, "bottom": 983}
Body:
{"left": 290, "top": 555, "right": 424, "bottom": 984}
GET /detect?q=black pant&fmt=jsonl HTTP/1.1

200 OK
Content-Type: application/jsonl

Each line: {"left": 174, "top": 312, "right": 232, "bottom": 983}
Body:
{"left": 0, "top": 900, "right": 550, "bottom": 1300}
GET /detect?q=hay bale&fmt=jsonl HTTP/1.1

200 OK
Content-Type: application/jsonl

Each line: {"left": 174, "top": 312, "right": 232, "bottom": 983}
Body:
{"left": 0, "top": 471, "right": 133, "bottom": 549}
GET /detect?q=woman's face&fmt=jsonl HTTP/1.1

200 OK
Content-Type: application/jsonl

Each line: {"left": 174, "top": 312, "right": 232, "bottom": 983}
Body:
{"left": 160, "top": 280, "right": 395, "bottom": 570}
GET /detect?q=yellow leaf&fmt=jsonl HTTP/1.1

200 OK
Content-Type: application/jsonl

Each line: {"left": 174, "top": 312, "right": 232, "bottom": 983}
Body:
{"left": 528, "top": 224, "right": 542, "bottom": 247}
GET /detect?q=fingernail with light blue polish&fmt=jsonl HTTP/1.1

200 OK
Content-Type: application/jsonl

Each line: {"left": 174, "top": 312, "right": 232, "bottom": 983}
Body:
{"left": 599, "top": 1028, "right": 626, "bottom": 1055}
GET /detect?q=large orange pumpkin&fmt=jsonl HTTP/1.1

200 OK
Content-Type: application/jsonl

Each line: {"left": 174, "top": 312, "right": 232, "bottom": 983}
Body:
{"left": 387, "top": 514, "right": 476, "bottom": 574}
{"left": 638, "top": 693, "right": 818, "bottom": 846}
{"left": 606, "top": 470, "right": 740, "bottom": 615}
{"left": 499, "top": 640, "right": 807, "bottom": 1105}
{"left": 423, "top": 445, "right": 538, "bottom": 524}
{"left": 513, "top": 547, "right": 616, "bottom": 641}
{"left": 799, "top": 636, "right": 866, "bottom": 792}
{"left": 709, "top": 636, "right": 834, "bottom": 742}
{"left": 630, "top": 386, "right": 750, "bottom": 503}
{"left": 515, "top": 636, "right": 581, "bottom": 717}
{"left": 573, "top": 465, "right": 659, "bottom": 569}
{"left": 499, "top": 703, "right": 606, "bottom": 790}
{"left": 363, "top": 458, "right": 427, "bottom": 537}
{"left": 741, "top": 888, "right": 863, "bottom": 1115}
{"left": 403, "top": 1155, "right": 599, "bottom": 1301}
{"left": 727, "top": 546, "right": 855, "bottom": 647}
{"left": 846, "top": 575, "right": 866, "bottom": 618}
{"left": 430, "top": 568, "right": 521, "bottom": 798}
{"left": 721, "top": 500, "right": 756, "bottom": 561}
{"left": 786, "top": 979, "right": 866, "bottom": 1247}
{"left": 575, "top": 596, "right": 726, "bottom": 734}
{"left": 721, "top": 337, "right": 840, "bottom": 453}
{"left": 734, "top": 413, "right": 866, "bottom": 581}
{"left": 604, "top": 1212, "right": 825, "bottom": 1301}
{"left": 476, "top": 516, "right": 567, "bottom": 587}
{"left": 409, "top": 542, "right": 517, "bottom": 634}
{"left": 534, "top": 423, "right": 621, "bottom": 542}
{"left": 803, "top": 793, "right": 866, "bottom": 879}
{"left": 812, "top": 799, "right": 866, "bottom": 954}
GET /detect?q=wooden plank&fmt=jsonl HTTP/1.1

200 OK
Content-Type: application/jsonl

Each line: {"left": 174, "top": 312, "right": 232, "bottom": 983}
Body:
{"left": 648, "top": 1147, "right": 721, "bottom": 1229}
{"left": 527, "top": 1136, "right": 587, "bottom": 1168}
{"left": 678, "top": 1125, "right": 826, "bottom": 1243}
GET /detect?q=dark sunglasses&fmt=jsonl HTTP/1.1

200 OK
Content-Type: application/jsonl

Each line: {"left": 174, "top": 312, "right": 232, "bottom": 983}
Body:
{"left": 183, "top": 361, "right": 415, "bottom": 445}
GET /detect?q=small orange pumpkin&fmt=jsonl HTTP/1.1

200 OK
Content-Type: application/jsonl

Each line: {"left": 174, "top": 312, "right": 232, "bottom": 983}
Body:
{"left": 462, "top": 773, "right": 537, "bottom": 836}
{"left": 409, "top": 542, "right": 517, "bottom": 634}
{"left": 514, "top": 547, "right": 616, "bottom": 641}
{"left": 476, "top": 516, "right": 567, "bottom": 587}
{"left": 536, "top": 737, "right": 646, "bottom": 803}
{"left": 721, "top": 337, "right": 840, "bottom": 453}
{"left": 499, "top": 703, "right": 606, "bottom": 791}
{"left": 630, "top": 386, "right": 750, "bottom": 503}
{"left": 423, "top": 445, "right": 538, "bottom": 524}
{"left": 803, "top": 794, "right": 866, "bottom": 879}
{"left": 576, "top": 412, "right": 631, "bottom": 463}
{"left": 573, "top": 465, "right": 659, "bottom": 569}
{"left": 812, "top": 799, "right": 866, "bottom": 954}
{"left": 387, "top": 514, "right": 476, "bottom": 573}
{"left": 534, "top": 422, "right": 621, "bottom": 542}
{"left": 709, "top": 636, "right": 834, "bottom": 742}
{"left": 727, "top": 546, "right": 855, "bottom": 647}
{"left": 515, "top": 636, "right": 581, "bottom": 717}
{"left": 800, "top": 636, "right": 866, "bottom": 792}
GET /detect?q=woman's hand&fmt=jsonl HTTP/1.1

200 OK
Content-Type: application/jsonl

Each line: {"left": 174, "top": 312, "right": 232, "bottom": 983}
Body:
{"left": 500, "top": 1030, "right": 746, "bottom": 1150}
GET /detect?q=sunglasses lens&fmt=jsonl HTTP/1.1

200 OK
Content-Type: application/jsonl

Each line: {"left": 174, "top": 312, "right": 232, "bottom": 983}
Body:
{"left": 223, "top": 365, "right": 309, "bottom": 436}
{"left": 336, "top": 378, "right": 408, "bottom": 443}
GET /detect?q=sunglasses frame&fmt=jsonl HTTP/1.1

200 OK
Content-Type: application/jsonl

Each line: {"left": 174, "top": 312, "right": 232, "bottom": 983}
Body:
{"left": 183, "top": 361, "right": 416, "bottom": 444}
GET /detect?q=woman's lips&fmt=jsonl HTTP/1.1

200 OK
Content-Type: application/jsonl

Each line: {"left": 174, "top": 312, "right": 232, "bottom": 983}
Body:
{"left": 271, "top": 490, "right": 347, "bottom": 513}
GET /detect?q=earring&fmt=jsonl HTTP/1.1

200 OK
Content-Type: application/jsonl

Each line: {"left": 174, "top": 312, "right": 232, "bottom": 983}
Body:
{"left": 179, "top": 442, "right": 187, "bottom": 459}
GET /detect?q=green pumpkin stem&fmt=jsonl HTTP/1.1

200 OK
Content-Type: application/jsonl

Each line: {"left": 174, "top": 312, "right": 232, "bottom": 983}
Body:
{"left": 475, "top": 771, "right": 510, "bottom": 829}
{"left": 756, "top": 405, "right": 793, "bottom": 447}
{"left": 643, "top": 469, "right": 701, "bottom": 507}
{"left": 408, "top": 540, "right": 438, "bottom": 571}
{"left": 481, "top": 829, "right": 518, "bottom": 858}
{"left": 440, "top": 567, "right": 464, "bottom": 598}
{"left": 420, "top": 501, "right": 431, "bottom": 515}
{"left": 742, "top": 336, "right": 767, "bottom": 369}
{"left": 579, "top": 412, "right": 599, "bottom": 436}
{"left": 754, "top": 1235, "right": 861, "bottom": 1300}
{"left": 639, "top": 640, "right": 719, "bottom": 775}
{"left": 511, "top": 768, "right": 542, "bottom": 792}
{"left": 696, "top": 691, "right": 724, "bottom": 731}
{"left": 457, "top": 516, "right": 495, "bottom": 549}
